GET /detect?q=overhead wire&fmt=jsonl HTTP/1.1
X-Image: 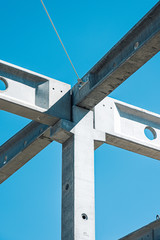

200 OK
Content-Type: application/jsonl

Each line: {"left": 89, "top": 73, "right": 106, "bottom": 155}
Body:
{"left": 40, "top": 0, "right": 81, "bottom": 82}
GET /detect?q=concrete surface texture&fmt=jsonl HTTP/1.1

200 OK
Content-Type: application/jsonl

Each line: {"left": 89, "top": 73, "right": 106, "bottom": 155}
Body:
{"left": 120, "top": 219, "right": 160, "bottom": 240}
{"left": 1, "top": 2, "right": 160, "bottom": 240}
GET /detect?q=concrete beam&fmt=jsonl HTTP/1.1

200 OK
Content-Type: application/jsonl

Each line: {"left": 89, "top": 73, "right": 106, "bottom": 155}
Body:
{"left": 0, "top": 105, "right": 105, "bottom": 184}
{"left": 50, "top": 107, "right": 105, "bottom": 149}
{"left": 72, "top": 2, "right": 160, "bottom": 109}
{"left": 0, "top": 60, "right": 71, "bottom": 125}
{"left": 94, "top": 97, "right": 160, "bottom": 160}
{"left": 119, "top": 219, "right": 160, "bottom": 240}
{"left": 1, "top": 2, "right": 160, "bottom": 123}
{"left": 2, "top": 95, "right": 160, "bottom": 185}
{"left": 0, "top": 121, "right": 52, "bottom": 184}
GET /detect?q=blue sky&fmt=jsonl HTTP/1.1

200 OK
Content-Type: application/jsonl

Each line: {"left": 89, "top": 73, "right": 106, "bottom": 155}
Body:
{"left": 0, "top": 0, "right": 160, "bottom": 239}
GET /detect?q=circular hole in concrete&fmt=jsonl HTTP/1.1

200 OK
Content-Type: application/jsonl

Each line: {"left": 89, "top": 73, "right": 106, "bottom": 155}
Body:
{"left": 3, "top": 156, "right": 7, "bottom": 164}
{"left": 65, "top": 184, "right": 69, "bottom": 191}
{"left": 82, "top": 213, "right": 88, "bottom": 220}
{"left": 0, "top": 77, "right": 8, "bottom": 91}
{"left": 144, "top": 126, "right": 156, "bottom": 140}
{"left": 134, "top": 41, "right": 139, "bottom": 50}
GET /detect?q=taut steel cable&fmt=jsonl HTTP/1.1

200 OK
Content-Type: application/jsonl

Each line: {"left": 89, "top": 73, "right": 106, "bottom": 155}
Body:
{"left": 41, "top": 0, "right": 81, "bottom": 82}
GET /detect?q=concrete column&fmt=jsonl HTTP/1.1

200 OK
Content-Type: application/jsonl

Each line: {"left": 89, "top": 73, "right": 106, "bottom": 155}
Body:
{"left": 62, "top": 111, "right": 95, "bottom": 240}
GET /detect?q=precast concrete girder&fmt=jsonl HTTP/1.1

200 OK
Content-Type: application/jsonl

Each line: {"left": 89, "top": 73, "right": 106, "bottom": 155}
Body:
{"left": 0, "top": 107, "right": 105, "bottom": 184}
{"left": 94, "top": 97, "right": 160, "bottom": 160}
{"left": 0, "top": 60, "right": 71, "bottom": 125}
{"left": 119, "top": 219, "right": 160, "bottom": 240}
{"left": 1, "top": 2, "right": 160, "bottom": 239}
{"left": 72, "top": 2, "right": 160, "bottom": 109}
{"left": 1, "top": 2, "right": 160, "bottom": 125}
{"left": 2, "top": 96, "right": 160, "bottom": 185}
{"left": 0, "top": 118, "right": 75, "bottom": 184}
{"left": 0, "top": 121, "right": 51, "bottom": 184}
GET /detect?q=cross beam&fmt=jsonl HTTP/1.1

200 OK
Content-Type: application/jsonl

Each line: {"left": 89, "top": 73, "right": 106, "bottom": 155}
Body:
{"left": 1, "top": 97, "right": 160, "bottom": 182}
{"left": 1, "top": 3, "right": 160, "bottom": 122}
{"left": 0, "top": 60, "right": 71, "bottom": 125}
{"left": 1, "top": 2, "right": 160, "bottom": 240}
{"left": 72, "top": 1, "right": 160, "bottom": 109}
{"left": 120, "top": 219, "right": 160, "bottom": 240}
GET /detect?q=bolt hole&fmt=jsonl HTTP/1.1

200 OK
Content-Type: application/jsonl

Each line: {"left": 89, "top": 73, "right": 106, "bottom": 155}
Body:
{"left": 134, "top": 41, "right": 139, "bottom": 50}
{"left": 82, "top": 213, "right": 88, "bottom": 220}
{"left": 103, "top": 104, "right": 105, "bottom": 107}
{"left": 60, "top": 90, "right": 63, "bottom": 93}
{"left": 3, "top": 156, "right": 7, "bottom": 165}
{"left": 0, "top": 77, "right": 8, "bottom": 91}
{"left": 65, "top": 184, "right": 69, "bottom": 191}
{"left": 52, "top": 88, "right": 55, "bottom": 90}
{"left": 144, "top": 126, "right": 156, "bottom": 140}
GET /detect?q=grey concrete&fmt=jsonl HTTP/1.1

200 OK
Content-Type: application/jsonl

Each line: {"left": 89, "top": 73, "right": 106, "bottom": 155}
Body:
{"left": 0, "top": 107, "right": 105, "bottom": 184}
{"left": 0, "top": 2, "right": 160, "bottom": 240}
{"left": 94, "top": 97, "right": 160, "bottom": 160}
{"left": 62, "top": 109, "right": 105, "bottom": 240}
{"left": 3, "top": 95, "right": 160, "bottom": 184}
{"left": 119, "top": 219, "right": 160, "bottom": 240}
{"left": 0, "top": 60, "right": 71, "bottom": 125}
{"left": 0, "top": 121, "right": 52, "bottom": 184}
{"left": 1, "top": 2, "right": 160, "bottom": 123}
{"left": 62, "top": 111, "right": 95, "bottom": 240}
{"left": 72, "top": 2, "right": 160, "bottom": 109}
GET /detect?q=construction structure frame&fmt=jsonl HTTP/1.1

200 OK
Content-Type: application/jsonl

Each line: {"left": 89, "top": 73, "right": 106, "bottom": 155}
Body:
{"left": 0, "top": 2, "right": 160, "bottom": 239}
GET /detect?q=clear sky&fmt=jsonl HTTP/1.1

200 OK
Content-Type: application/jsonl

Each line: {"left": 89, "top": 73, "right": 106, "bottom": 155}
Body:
{"left": 0, "top": 0, "right": 160, "bottom": 239}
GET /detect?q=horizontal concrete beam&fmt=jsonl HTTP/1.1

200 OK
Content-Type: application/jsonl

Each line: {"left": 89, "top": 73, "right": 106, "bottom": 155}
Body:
{"left": 0, "top": 60, "right": 71, "bottom": 125}
{"left": 94, "top": 97, "right": 160, "bottom": 160}
{"left": 0, "top": 118, "right": 74, "bottom": 184}
{"left": 0, "top": 106, "right": 106, "bottom": 184}
{"left": 50, "top": 108, "right": 105, "bottom": 149}
{"left": 119, "top": 219, "right": 160, "bottom": 240}
{"left": 2, "top": 95, "right": 160, "bottom": 184}
{"left": 72, "top": 2, "right": 160, "bottom": 109}
{"left": 0, "top": 121, "right": 52, "bottom": 184}
{"left": 1, "top": 3, "right": 160, "bottom": 123}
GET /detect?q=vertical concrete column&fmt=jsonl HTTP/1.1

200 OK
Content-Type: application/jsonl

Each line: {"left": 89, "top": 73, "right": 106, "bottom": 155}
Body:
{"left": 62, "top": 111, "right": 95, "bottom": 240}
